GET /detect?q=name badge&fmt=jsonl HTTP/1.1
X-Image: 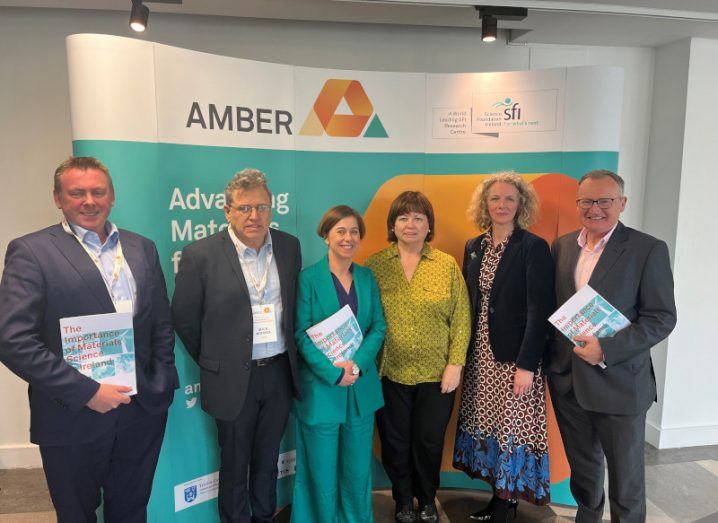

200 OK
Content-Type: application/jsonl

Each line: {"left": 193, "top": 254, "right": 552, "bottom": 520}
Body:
{"left": 115, "top": 300, "right": 133, "bottom": 314}
{"left": 252, "top": 304, "right": 278, "bottom": 343}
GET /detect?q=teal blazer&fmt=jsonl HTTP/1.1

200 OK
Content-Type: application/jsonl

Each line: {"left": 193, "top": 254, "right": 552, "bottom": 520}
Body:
{"left": 294, "top": 256, "right": 386, "bottom": 425}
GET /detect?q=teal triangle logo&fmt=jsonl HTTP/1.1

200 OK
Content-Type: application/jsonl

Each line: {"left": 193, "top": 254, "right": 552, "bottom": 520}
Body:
{"left": 363, "top": 114, "right": 388, "bottom": 138}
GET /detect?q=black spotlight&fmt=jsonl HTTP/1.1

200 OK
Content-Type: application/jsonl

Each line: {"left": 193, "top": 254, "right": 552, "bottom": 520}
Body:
{"left": 130, "top": 0, "right": 150, "bottom": 33}
{"left": 481, "top": 15, "right": 497, "bottom": 42}
{"left": 475, "top": 6, "right": 528, "bottom": 43}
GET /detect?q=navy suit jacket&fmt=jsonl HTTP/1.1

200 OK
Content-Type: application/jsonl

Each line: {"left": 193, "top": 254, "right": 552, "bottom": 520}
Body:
{"left": 0, "top": 224, "right": 178, "bottom": 446}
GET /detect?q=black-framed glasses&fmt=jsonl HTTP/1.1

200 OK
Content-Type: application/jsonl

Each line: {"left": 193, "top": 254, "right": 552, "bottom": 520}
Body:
{"left": 576, "top": 198, "right": 618, "bottom": 210}
{"left": 229, "top": 204, "right": 271, "bottom": 215}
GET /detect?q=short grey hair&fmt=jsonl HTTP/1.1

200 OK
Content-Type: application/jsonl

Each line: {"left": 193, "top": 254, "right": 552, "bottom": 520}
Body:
{"left": 224, "top": 168, "right": 272, "bottom": 205}
{"left": 579, "top": 169, "right": 625, "bottom": 194}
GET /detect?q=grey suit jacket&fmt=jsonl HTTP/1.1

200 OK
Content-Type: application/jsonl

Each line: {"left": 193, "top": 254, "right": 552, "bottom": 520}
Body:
{"left": 0, "top": 224, "right": 178, "bottom": 446}
{"left": 550, "top": 222, "right": 677, "bottom": 415}
{"left": 171, "top": 228, "right": 302, "bottom": 421}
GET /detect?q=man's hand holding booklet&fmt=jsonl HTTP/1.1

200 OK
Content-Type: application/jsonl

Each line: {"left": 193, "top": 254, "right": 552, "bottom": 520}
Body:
{"left": 549, "top": 285, "right": 631, "bottom": 369}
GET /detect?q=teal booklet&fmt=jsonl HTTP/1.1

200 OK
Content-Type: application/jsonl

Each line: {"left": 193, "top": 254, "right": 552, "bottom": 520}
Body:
{"left": 60, "top": 312, "right": 136, "bottom": 394}
{"left": 305, "top": 304, "right": 363, "bottom": 362}
{"left": 549, "top": 285, "right": 630, "bottom": 368}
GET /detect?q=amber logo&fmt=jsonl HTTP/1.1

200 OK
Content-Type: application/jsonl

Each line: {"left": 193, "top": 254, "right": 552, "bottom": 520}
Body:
{"left": 300, "top": 79, "right": 388, "bottom": 138}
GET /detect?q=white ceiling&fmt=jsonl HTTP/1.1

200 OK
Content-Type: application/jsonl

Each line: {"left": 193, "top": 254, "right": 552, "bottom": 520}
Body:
{"left": 2, "top": 0, "right": 718, "bottom": 46}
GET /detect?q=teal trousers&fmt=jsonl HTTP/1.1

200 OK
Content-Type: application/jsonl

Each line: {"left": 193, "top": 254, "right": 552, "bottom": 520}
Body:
{"left": 290, "top": 412, "right": 375, "bottom": 523}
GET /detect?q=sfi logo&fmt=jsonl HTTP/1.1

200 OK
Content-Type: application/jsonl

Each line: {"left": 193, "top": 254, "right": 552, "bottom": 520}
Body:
{"left": 493, "top": 97, "right": 522, "bottom": 121}
{"left": 299, "top": 79, "right": 388, "bottom": 138}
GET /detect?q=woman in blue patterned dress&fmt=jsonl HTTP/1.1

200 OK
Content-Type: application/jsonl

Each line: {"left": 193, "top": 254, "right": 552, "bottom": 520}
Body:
{"left": 453, "top": 172, "right": 555, "bottom": 522}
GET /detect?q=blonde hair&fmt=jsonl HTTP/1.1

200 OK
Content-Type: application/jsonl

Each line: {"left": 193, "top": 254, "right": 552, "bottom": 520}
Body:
{"left": 467, "top": 172, "right": 539, "bottom": 230}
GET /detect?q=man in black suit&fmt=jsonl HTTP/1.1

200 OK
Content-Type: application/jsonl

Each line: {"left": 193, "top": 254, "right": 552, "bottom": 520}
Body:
{"left": 0, "top": 156, "right": 177, "bottom": 523}
{"left": 172, "top": 168, "right": 301, "bottom": 523}
{"left": 550, "top": 169, "right": 677, "bottom": 522}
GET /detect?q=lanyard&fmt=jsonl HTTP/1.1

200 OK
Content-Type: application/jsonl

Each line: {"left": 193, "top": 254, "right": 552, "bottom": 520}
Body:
{"left": 62, "top": 220, "right": 128, "bottom": 305}
{"left": 228, "top": 228, "right": 273, "bottom": 303}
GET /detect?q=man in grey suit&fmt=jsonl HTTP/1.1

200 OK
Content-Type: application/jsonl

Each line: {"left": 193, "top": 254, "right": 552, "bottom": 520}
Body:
{"left": 550, "top": 169, "right": 676, "bottom": 523}
{"left": 171, "top": 168, "right": 301, "bottom": 523}
{"left": 0, "top": 156, "right": 177, "bottom": 522}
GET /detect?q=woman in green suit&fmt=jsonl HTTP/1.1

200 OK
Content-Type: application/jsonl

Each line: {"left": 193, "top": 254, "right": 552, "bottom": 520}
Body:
{"left": 292, "top": 205, "right": 386, "bottom": 523}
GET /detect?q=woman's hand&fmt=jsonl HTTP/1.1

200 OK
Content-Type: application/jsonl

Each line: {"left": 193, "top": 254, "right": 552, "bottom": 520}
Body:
{"left": 334, "top": 360, "right": 359, "bottom": 387}
{"left": 513, "top": 367, "right": 534, "bottom": 396}
{"left": 440, "top": 364, "right": 462, "bottom": 393}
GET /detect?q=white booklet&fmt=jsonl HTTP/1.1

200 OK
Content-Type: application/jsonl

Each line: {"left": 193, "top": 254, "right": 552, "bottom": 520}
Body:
{"left": 549, "top": 285, "right": 631, "bottom": 369}
{"left": 305, "top": 304, "right": 363, "bottom": 363}
{"left": 60, "top": 312, "right": 137, "bottom": 395}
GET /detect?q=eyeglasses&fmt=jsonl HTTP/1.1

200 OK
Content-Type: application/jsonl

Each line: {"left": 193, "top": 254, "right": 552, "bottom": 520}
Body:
{"left": 228, "top": 204, "right": 271, "bottom": 215}
{"left": 576, "top": 198, "right": 618, "bottom": 210}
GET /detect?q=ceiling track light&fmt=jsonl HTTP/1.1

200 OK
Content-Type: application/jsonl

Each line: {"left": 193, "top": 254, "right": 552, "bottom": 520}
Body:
{"left": 130, "top": 0, "right": 150, "bottom": 33}
{"left": 481, "top": 15, "right": 497, "bottom": 42}
{"left": 475, "top": 5, "right": 528, "bottom": 44}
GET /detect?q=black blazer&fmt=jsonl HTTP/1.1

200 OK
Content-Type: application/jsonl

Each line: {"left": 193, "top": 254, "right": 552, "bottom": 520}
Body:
{"left": 0, "top": 224, "right": 178, "bottom": 446}
{"left": 171, "top": 228, "right": 302, "bottom": 421}
{"left": 463, "top": 228, "right": 555, "bottom": 372}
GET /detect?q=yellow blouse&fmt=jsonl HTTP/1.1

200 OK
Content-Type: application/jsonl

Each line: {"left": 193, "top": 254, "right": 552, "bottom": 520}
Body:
{"left": 365, "top": 243, "right": 471, "bottom": 385}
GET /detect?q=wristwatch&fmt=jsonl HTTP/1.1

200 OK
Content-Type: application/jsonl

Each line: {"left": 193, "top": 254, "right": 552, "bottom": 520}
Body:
{"left": 351, "top": 364, "right": 360, "bottom": 376}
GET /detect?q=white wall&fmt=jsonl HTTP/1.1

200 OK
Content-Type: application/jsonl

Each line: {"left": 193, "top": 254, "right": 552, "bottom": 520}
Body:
{"left": 528, "top": 45, "right": 654, "bottom": 228}
{"left": 0, "top": 6, "right": 655, "bottom": 467}
{"left": 648, "top": 38, "right": 718, "bottom": 448}
{"left": 641, "top": 38, "right": 690, "bottom": 440}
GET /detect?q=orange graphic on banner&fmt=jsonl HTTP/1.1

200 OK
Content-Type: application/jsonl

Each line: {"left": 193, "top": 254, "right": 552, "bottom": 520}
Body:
{"left": 300, "top": 79, "right": 387, "bottom": 138}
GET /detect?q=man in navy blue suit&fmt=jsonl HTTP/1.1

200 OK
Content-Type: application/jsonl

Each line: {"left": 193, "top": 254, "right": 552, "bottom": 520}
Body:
{"left": 0, "top": 157, "right": 178, "bottom": 523}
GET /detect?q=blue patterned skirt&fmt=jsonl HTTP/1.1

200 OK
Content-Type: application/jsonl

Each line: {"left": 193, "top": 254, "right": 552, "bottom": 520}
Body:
{"left": 454, "top": 428, "right": 550, "bottom": 504}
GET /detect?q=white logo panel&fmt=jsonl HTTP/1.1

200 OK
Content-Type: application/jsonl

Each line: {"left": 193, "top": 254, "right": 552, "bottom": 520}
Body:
{"left": 173, "top": 471, "right": 219, "bottom": 512}
{"left": 472, "top": 90, "right": 558, "bottom": 134}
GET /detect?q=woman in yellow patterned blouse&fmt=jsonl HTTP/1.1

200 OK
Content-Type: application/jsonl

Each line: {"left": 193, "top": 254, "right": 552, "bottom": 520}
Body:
{"left": 366, "top": 191, "right": 470, "bottom": 523}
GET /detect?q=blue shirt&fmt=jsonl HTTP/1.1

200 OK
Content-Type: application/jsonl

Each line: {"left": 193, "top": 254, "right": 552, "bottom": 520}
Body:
{"left": 330, "top": 265, "right": 359, "bottom": 384}
{"left": 67, "top": 221, "right": 137, "bottom": 313}
{"left": 228, "top": 228, "right": 286, "bottom": 360}
{"left": 331, "top": 266, "right": 358, "bottom": 317}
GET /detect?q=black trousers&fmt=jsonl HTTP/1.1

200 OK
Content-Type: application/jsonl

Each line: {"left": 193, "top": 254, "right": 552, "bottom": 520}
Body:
{"left": 216, "top": 354, "right": 292, "bottom": 523}
{"left": 39, "top": 400, "right": 167, "bottom": 523}
{"left": 550, "top": 386, "right": 647, "bottom": 523}
{"left": 376, "top": 378, "right": 456, "bottom": 507}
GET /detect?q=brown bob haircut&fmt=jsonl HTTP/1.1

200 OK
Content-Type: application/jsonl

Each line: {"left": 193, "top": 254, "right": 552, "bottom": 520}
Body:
{"left": 317, "top": 205, "right": 366, "bottom": 239}
{"left": 386, "top": 191, "right": 435, "bottom": 243}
